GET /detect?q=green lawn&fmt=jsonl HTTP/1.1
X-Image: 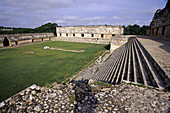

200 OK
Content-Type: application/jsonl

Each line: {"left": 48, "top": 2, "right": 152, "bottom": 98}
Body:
{"left": 0, "top": 41, "right": 107, "bottom": 102}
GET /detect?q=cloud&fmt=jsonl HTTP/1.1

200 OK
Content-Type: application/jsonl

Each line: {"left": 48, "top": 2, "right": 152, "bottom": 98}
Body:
{"left": 142, "top": 7, "right": 158, "bottom": 16}
{"left": 1, "top": 0, "right": 106, "bottom": 11}
{"left": 112, "top": 16, "right": 120, "bottom": 20}
{"left": 54, "top": 15, "right": 106, "bottom": 26}
{"left": 0, "top": 0, "right": 166, "bottom": 27}
{"left": 126, "top": 16, "right": 132, "bottom": 19}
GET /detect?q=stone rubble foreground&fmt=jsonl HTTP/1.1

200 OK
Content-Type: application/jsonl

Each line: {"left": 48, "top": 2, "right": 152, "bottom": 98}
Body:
{"left": 0, "top": 80, "right": 169, "bottom": 113}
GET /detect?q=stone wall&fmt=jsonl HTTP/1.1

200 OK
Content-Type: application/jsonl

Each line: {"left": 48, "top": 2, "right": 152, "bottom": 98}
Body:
{"left": 110, "top": 35, "right": 128, "bottom": 52}
{"left": 56, "top": 25, "right": 124, "bottom": 39}
{"left": 0, "top": 33, "right": 55, "bottom": 48}
{"left": 147, "top": 0, "right": 170, "bottom": 38}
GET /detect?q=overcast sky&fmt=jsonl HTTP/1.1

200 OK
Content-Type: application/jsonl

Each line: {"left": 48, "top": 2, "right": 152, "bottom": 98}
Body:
{"left": 0, "top": 0, "right": 167, "bottom": 28}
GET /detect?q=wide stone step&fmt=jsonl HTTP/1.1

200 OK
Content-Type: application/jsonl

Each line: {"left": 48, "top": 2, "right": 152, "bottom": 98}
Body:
{"left": 92, "top": 37, "right": 169, "bottom": 90}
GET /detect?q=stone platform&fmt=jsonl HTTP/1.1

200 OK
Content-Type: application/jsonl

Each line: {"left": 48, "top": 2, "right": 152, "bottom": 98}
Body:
{"left": 137, "top": 36, "right": 170, "bottom": 76}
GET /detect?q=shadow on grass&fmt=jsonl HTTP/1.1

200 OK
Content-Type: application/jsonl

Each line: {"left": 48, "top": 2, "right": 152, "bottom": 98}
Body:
{"left": 72, "top": 79, "right": 98, "bottom": 113}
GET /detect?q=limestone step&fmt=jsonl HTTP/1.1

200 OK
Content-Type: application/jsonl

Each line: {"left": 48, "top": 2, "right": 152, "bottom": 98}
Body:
{"left": 134, "top": 38, "right": 165, "bottom": 89}
{"left": 92, "top": 37, "right": 168, "bottom": 89}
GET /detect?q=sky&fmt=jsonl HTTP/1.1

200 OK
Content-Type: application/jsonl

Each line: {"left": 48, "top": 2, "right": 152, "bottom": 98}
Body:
{"left": 0, "top": 0, "right": 168, "bottom": 28}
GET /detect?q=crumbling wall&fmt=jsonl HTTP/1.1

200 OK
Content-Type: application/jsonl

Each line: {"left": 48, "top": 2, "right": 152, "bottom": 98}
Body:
{"left": 0, "top": 33, "right": 55, "bottom": 48}
{"left": 147, "top": 0, "right": 170, "bottom": 38}
{"left": 56, "top": 25, "right": 124, "bottom": 39}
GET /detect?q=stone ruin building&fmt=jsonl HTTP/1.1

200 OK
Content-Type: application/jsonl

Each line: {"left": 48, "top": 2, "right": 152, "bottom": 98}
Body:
{"left": 147, "top": 0, "right": 170, "bottom": 38}
{"left": 0, "top": 33, "right": 55, "bottom": 48}
{"left": 0, "top": 25, "right": 123, "bottom": 48}
{"left": 56, "top": 25, "right": 124, "bottom": 39}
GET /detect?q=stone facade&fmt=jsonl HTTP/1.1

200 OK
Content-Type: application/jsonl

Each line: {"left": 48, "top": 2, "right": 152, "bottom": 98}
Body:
{"left": 56, "top": 25, "right": 124, "bottom": 39}
{"left": 0, "top": 33, "right": 55, "bottom": 48}
{"left": 147, "top": 0, "right": 170, "bottom": 38}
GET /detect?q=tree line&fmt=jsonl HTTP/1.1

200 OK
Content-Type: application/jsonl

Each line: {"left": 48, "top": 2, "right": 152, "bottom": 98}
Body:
{"left": 0, "top": 23, "right": 148, "bottom": 35}
{"left": 0, "top": 22, "right": 60, "bottom": 35}
{"left": 123, "top": 24, "right": 148, "bottom": 35}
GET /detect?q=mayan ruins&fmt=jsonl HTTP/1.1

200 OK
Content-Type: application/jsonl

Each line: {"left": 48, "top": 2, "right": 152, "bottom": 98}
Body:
{"left": 0, "top": 33, "right": 55, "bottom": 48}
{"left": 0, "top": 0, "right": 170, "bottom": 113}
{"left": 147, "top": 0, "right": 170, "bottom": 38}
{"left": 56, "top": 26, "right": 123, "bottom": 38}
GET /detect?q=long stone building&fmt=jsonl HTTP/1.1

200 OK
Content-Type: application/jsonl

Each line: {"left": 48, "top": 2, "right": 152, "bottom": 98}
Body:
{"left": 147, "top": 0, "right": 170, "bottom": 38}
{"left": 56, "top": 25, "right": 124, "bottom": 39}
{"left": 0, "top": 33, "right": 55, "bottom": 48}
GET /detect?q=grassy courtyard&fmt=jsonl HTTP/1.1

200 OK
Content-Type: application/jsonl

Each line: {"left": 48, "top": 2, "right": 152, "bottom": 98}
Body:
{"left": 0, "top": 41, "right": 107, "bottom": 102}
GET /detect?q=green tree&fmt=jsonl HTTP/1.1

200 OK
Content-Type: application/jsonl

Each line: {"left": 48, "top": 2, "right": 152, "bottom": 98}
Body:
{"left": 123, "top": 24, "right": 148, "bottom": 35}
{"left": 0, "top": 22, "right": 60, "bottom": 34}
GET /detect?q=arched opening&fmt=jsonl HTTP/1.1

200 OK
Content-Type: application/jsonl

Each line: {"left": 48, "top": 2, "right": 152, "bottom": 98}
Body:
{"left": 112, "top": 34, "right": 115, "bottom": 37}
{"left": 15, "top": 41, "right": 18, "bottom": 45}
{"left": 32, "top": 39, "right": 34, "bottom": 43}
{"left": 101, "top": 34, "right": 104, "bottom": 38}
{"left": 3, "top": 37, "right": 10, "bottom": 47}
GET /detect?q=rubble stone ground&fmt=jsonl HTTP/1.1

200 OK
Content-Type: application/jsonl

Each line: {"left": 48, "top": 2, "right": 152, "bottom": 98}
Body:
{"left": 0, "top": 80, "right": 169, "bottom": 113}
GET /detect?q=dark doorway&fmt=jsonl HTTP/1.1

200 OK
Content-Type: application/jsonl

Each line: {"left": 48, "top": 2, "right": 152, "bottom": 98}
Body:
{"left": 42, "top": 38, "right": 43, "bottom": 41}
{"left": 81, "top": 34, "right": 84, "bottom": 37}
{"left": 32, "top": 39, "right": 34, "bottom": 43}
{"left": 156, "top": 27, "right": 159, "bottom": 35}
{"left": 91, "top": 34, "right": 94, "bottom": 37}
{"left": 3, "top": 37, "right": 10, "bottom": 47}
{"left": 73, "top": 34, "right": 75, "bottom": 37}
{"left": 112, "top": 34, "right": 115, "bottom": 37}
{"left": 66, "top": 33, "right": 68, "bottom": 36}
{"left": 60, "top": 33, "right": 62, "bottom": 36}
{"left": 15, "top": 41, "right": 18, "bottom": 45}
{"left": 101, "top": 34, "right": 104, "bottom": 38}
{"left": 162, "top": 26, "right": 165, "bottom": 35}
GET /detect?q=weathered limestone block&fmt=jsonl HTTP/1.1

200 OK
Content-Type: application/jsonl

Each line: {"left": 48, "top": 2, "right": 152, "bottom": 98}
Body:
{"left": 75, "top": 34, "right": 81, "bottom": 37}
{"left": 57, "top": 33, "right": 60, "bottom": 37}
{"left": 34, "top": 38, "right": 42, "bottom": 42}
{"left": 104, "top": 34, "right": 112, "bottom": 39}
{"left": 110, "top": 36, "right": 128, "bottom": 52}
{"left": 94, "top": 34, "right": 101, "bottom": 38}
{"left": 62, "top": 33, "right": 66, "bottom": 37}
{"left": 68, "top": 33, "right": 73, "bottom": 37}
{"left": 84, "top": 34, "right": 91, "bottom": 38}
{"left": 10, "top": 41, "right": 16, "bottom": 46}
{"left": 157, "top": 27, "right": 163, "bottom": 36}
{"left": 18, "top": 39, "right": 32, "bottom": 45}
{"left": 164, "top": 25, "right": 170, "bottom": 38}
{"left": 43, "top": 37, "right": 49, "bottom": 41}
{"left": 0, "top": 43, "right": 3, "bottom": 47}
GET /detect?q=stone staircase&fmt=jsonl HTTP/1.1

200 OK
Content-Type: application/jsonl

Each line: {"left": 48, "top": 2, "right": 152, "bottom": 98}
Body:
{"left": 92, "top": 37, "right": 169, "bottom": 90}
